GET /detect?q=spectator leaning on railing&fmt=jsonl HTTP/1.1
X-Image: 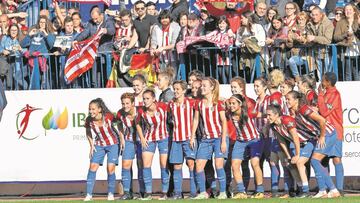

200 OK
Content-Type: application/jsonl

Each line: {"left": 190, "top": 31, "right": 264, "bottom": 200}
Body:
{"left": 304, "top": 6, "right": 334, "bottom": 78}
{"left": 73, "top": 5, "right": 115, "bottom": 88}
{"left": 287, "top": 11, "right": 310, "bottom": 82}
{"left": 264, "top": 6, "right": 278, "bottom": 32}
{"left": 333, "top": 3, "right": 360, "bottom": 81}
{"left": 20, "top": 15, "right": 56, "bottom": 89}
{"left": 74, "top": 6, "right": 115, "bottom": 52}
{"left": 0, "top": 24, "right": 27, "bottom": 90}
{"left": 150, "top": 10, "right": 181, "bottom": 72}
{"left": 266, "top": 15, "right": 288, "bottom": 69}
{"left": 236, "top": 10, "right": 265, "bottom": 74}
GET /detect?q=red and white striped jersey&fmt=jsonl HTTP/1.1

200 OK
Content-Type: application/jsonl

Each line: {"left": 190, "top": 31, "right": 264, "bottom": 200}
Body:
{"left": 268, "top": 91, "right": 289, "bottom": 115}
{"left": 85, "top": 113, "right": 119, "bottom": 146}
{"left": 195, "top": 100, "right": 226, "bottom": 139}
{"left": 116, "top": 110, "right": 136, "bottom": 141}
{"left": 231, "top": 116, "right": 260, "bottom": 142}
{"left": 135, "top": 96, "right": 144, "bottom": 107}
{"left": 114, "top": 25, "right": 134, "bottom": 48}
{"left": 306, "top": 90, "right": 318, "bottom": 108}
{"left": 160, "top": 27, "right": 172, "bottom": 64}
{"left": 136, "top": 102, "right": 169, "bottom": 141}
{"left": 216, "top": 31, "right": 234, "bottom": 66}
{"left": 273, "top": 115, "right": 310, "bottom": 143}
{"left": 254, "top": 95, "right": 269, "bottom": 133}
{"left": 168, "top": 98, "right": 195, "bottom": 142}
{"left": 295, "top": 105, "right": 335, "bottom": 138}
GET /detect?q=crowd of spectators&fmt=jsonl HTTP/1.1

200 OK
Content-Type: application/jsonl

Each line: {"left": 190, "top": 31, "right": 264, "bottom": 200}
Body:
{"left": 0, "top": 0, "right": 359, "bottom": 90}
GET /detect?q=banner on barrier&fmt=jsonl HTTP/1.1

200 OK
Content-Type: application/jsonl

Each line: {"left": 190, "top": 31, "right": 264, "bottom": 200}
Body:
{"left": 0, "top": 83, "right": 359, "bottom": 182}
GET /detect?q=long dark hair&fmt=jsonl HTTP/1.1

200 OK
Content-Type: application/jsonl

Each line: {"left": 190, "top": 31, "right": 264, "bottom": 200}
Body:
{"left": 238, "top": 11, "right": 254, "bottom": 36}
{"left": 88, "top": 98, "right": 112, "bottom": 120}
{"left": 287, "top": 90, "right": 307, "bottom": 109}
{"left": 230, "top": 94, "right": 248, "bottom": 129}
{"left": 36, "top": 15, "right": 55, "bottom": 34}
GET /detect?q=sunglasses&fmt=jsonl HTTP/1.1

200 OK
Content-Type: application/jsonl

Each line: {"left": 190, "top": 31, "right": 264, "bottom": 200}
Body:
{"left": 135, "top": 7, "right": 145, "bottom": 11}
{"left": 335, "top": 12, "right": 343, "bottom": 15}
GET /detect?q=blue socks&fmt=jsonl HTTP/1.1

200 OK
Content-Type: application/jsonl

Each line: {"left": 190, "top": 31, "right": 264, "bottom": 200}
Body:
{"left": 189, "top": 169, "right": 196, "bottom": 196}
{"left": 237, "top": 182, "right": 245, "bottom": 193}
{"left": 86, "top": 170, "right": 97, "bottom": 195}
{"left": 196, "top": 171, "right": 206, "bottom": 193}
{"left": 283, "top": 167, "right": 292, "bottom": 192}
{"left": 216, "top": 168, "right": 226, "bottom": 192}
{"left": 122, "top": 168, "right": 131, "bottom": 192}
{"left": 161, "top": 168, "right": 170, "bottom": 193}
{"left": 108, "top": 173, "right": 116, "bottom": 194}
{"left": 335, "top": 162, "right": 344, "bottom": 191}
{"left": 256, "top": 184, "right": 264, "bottom": 193}
{"left": 143, "top": 167, "right": 152, "bottom": 193}
{"left": 242, "top": 161, "right": 250, "bottom": 191}
{"left": 302, "top": 183, "right": 309, "bottom": 193}
{"left": 270, "top": 164, "right": 280, "bottom": 191}
{"left": 173, "top": 169, "right": 183, "bottom": 194}
{"left": 311, "top": 158, "right": 335, "bottom": 191}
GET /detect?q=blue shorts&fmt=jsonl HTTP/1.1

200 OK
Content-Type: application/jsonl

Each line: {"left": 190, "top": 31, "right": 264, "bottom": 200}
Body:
{"left": 232, "top": 139, "right": 262, "bottom": 160}
{"left": 135, "top": 141, "right": 143, "bottom": 159}
{"left": 196, "top": 137, "right": 229, "bottom": 160}
{"left": 290, "top": 141, "right": 315, "bottom": 158}
{"left": 143, "top": 138, "right": 169, "bottom": 155}
{"left": 260, "top": 136, "right": 271, "bottom": 161}
{"left": 169, "top": 140, "right": 197, "bottom": 164}
{"left": 122, "top": 140, "right": 136, "bottom": 160}
{"left": 91, "top": 144, "right": 119, "bottom": 166}
{"left": 270, "top": 137, "right": 281, "bottom": 153}
{"left": 314, "top": 131, "right": 337, "bottom": 157}
{"left": 331, "top": 139, "right": 343, "bottom": 158}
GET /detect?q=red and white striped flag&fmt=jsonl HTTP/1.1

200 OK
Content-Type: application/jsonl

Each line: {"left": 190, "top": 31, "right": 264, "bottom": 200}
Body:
{"left": 57, "top": 0, "right": 112, "bottom": 6}
{"left": 64, "top": 30, "right": 104, "bottom": 84}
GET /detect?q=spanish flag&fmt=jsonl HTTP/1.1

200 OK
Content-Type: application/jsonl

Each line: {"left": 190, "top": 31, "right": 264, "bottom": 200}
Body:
{"left": 128, "top": 53, "right": 157, "bottom": 86}
{"left": 106, "top": 63, "right": 120, "bottom": 88}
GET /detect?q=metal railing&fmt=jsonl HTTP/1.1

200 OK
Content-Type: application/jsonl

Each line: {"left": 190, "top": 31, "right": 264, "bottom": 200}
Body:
{"left": 1, "top": 43, "right": 359, "bottom": 91}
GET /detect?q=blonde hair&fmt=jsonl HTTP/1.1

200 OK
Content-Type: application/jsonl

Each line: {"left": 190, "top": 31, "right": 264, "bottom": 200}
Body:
{"left": 158, "top": 67, "right": 175, "bottom": 85}
{"left": 269, "top": 69, "right": 285, "bottom": 88}
{"left": 203, "top": 77, "right": 220, "bottom": 105}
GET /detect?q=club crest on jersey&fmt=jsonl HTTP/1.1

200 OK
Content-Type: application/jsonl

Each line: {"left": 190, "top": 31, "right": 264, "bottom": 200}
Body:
{"left": 326, "top": 103, "right": 333, "bottom": 110}
{"left": 304, "top": 109, "right": 312, "bottom": 116}
{"left": 287, "top": 121, "right": 295, "bottom": 128}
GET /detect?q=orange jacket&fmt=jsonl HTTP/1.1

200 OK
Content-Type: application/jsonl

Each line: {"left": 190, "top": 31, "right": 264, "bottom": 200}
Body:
{"left": 317, "top": 87, "right": 343, "bottom": 140}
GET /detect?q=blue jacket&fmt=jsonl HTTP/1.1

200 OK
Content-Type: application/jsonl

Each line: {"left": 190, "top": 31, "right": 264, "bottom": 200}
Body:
{"left": 59, "top": 31, "right": 79, "bottom": 55}
{"left": 20, "top": 32, "right": 55, "bottom": 54}
{"left": 75, "top": 16, "right": 116, "bottom": 52}
{"left": 0, "top": 35, "right": 26, "bottom": 56}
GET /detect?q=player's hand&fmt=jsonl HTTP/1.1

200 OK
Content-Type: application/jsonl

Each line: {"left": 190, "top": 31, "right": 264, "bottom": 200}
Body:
{"left": 318, "top": 136, "right": 326, "bottom": 149}
{"left": 89, "top": 145, "right": 96, "bottom": 159}
{"left": 221, "top": 140, "right": 227, "bottom": 154}
{"left": 120, "top": 139, "right": 125, "bottom": 151}
{"left": 72, "top": 41, "right": 79, "bottom": 49}
{"left": 190, "top": 137, "right": 196, "bottom": 150}
{"left": 141, "top": 138, "right": 148, "bottom": 149}
{"left": 138, "top": 48, "right": 147, "bottom": 53}
{"left": 291, "top": 155, "right": 300, "bottom": 164}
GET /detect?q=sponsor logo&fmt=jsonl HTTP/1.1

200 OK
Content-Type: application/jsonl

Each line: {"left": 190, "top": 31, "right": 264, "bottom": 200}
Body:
{"left": 42, "top": 107, "right": 68, "bottom": 130}
{"left": 16, "top": 104, "right": 41, "bottom": 140}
